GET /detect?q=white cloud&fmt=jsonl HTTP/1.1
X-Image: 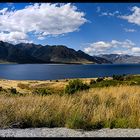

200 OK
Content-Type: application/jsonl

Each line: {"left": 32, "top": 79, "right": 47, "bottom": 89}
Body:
{"left": 83, "top": 40, "right": 140, "bottom": 56}
{"left": 132, "top": 47, "right": 140, "bottom": 53}
{"left": 100, "top": 11, "right": 119, "bottom": 17}
{"left": 0, "top": 8, "right": 8, "bottom": 15}
{"left": 119, "top": 6, "right": 140, "bottom": 26}
{"left": 0, "top": 31, "right": 31, "bottom": 44}
{"left": 0, "top": 3, "right": 87, "bottom": 44}
{"left": 124, "top": 28, "right": 136, "bottom": 32}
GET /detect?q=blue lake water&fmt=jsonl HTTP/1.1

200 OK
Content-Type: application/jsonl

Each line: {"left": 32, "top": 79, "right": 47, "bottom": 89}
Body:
{"left": 0, "top": 64, "right": 140, "bottom": 80}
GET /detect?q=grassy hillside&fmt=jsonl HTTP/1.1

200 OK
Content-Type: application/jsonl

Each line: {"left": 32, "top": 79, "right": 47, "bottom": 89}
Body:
{"left": 0, "top": 75, "right": 140, "bottom": 129}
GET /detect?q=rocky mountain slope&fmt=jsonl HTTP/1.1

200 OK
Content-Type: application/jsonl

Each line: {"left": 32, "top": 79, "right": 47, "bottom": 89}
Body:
{"left": 0, "top": 41, "right": 111, "bottom": 64}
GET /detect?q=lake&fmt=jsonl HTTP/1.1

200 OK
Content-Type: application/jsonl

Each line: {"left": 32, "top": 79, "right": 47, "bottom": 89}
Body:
{"left": 0, "top": 64, "right": 140, "bottom": 80}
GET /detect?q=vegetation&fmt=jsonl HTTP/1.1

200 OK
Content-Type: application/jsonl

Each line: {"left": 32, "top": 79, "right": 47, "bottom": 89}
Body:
{"left": 0, "top": 74, "right": 140, "bottom": 129}
{"left": 112, "top": 74, "right": 125, "bottom": 81}
{"left": 0, "top": 85, "right": 139, "bottom": 129}
{"left": 33, "top": 88, "right": 52, "bottom": 96}
{"left": 17, "top": 83, "right": 30, "bottom": 90}
{"left": 96, "top": 77, "right": 104, "bottom": 82}
{"left": 64, "top": 79, "right": 90, "bottom": 94}
{"left": 90, "top": 75, "right": 140, "bottom": 88}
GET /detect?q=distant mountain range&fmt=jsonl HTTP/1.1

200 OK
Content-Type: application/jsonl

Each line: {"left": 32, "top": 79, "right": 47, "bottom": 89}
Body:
{"left": 98, "top": 54, "right": 140, "bottom": 64}
{"left": 0, "top": 41, "right": 111, "bottom": 64}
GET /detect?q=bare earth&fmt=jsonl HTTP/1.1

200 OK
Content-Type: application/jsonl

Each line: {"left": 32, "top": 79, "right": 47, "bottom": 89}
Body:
{"left": 0, "top": 128, "right": 140, "bottom": 137}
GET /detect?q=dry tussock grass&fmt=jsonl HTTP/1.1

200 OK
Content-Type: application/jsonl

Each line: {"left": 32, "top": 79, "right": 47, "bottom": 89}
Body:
{"left": 0, "top": 85, "right": 139, "bottom": 129}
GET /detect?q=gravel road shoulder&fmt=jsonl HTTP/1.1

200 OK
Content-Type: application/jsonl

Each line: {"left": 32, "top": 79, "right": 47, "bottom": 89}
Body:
{"left": 0, "top": 128, "right": 140, "bottom": 137}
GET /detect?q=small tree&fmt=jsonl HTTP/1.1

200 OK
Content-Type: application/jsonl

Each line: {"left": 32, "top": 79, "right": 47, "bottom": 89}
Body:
{"left": 65, "top": 79, "right": 89, "bottom": 95}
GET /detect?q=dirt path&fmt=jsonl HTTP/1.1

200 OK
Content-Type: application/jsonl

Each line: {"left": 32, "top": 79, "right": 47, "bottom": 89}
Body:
{"left": 0, "top": 128, "right": 140, "bottom": 137}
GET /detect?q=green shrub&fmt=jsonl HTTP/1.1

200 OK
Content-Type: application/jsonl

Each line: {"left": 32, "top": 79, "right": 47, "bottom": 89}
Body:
{"left": 65, "top": 79, "right": 90, "bottom": 94}
{"left": 33, "top": 88, "right": 52, "bottom": 96}
{"left": 91, "top": 80, "right": 120, "bottom": 88}
{"left": 112, "top": 75, "right": 125, "bottom": 81}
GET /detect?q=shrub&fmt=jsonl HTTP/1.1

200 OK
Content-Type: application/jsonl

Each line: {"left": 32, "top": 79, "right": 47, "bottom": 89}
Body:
{"left": 10, "top": 87, "right": 17, "bottom": 94}
{"left": 112, "top": 75, "right": 125, "bottom": 81}
{"left": 33, "top": 88, "right": 52, "bottom": 96}
{"left": 65, "top": 79, "right": 90, "bottom": 94}
{"left": 55, "top": 80, "right": 59, "bottom": 82}
{"left": 125, "top": 75, "right": 133, "bottom": 80}
{"left": 90, "top": 79, "right": 96, "bottom": 85}
{"left": 96, "top": 77, "right": 104, "bottom": 82}
{"left": 0, "top": 86, "right": 3, "bottom": 91}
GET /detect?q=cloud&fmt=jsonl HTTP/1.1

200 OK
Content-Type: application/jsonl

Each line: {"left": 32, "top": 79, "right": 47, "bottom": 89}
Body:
{"left": 100, "top": 11, "right": 119, "bottom": 17}
{"left": 0, "top": 3, "right": 87, "bottom": 44}
{"left": 124, "top": 28, "right": 136, "bottom": 32}
{"left": 83, "top": 39, "right": 140, "bottom": 56}
{"left": 119, "top": 6, "right": 140, "bottom": 26}
{"left": 132, "top": 47, "right": 140, "bottom": 53}
{"left": 0, "top": 31, "right": 32, "bottom": 44}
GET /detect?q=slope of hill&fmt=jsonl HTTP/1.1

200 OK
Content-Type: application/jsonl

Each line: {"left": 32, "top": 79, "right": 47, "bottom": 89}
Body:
{"left": 98, "top": 54, "right": 140, "bottom": 64}
{"left": 0, "top": 41, "right": 111, "bottom": 64}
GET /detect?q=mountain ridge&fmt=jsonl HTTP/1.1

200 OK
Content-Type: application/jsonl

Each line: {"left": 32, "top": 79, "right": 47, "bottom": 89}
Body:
{"left": 0, "top": 41, "right": 111, "bottom": 64}
{"left": 98, "top": 54, "right": 140, "bottom": 64}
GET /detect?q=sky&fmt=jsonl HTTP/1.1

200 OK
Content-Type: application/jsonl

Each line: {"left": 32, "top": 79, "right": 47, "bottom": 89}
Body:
{"left": 0, "top": 3, "right": 140, "bottom": 56}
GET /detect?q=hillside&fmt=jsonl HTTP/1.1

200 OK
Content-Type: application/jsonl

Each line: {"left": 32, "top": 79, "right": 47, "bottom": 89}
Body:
{"left": 0, "top": 41, "right": 111, "bottom": 64}
{"left": 98, "top": 54, "right": 140, "bottom": 64}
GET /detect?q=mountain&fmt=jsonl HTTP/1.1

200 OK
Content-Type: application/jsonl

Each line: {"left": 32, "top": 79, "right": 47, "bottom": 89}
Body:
{"left": 98, "top": 54, "right": 140, "bottom": 64}
{"left": 0, "top": 41, "right": 111, "bottom": 64}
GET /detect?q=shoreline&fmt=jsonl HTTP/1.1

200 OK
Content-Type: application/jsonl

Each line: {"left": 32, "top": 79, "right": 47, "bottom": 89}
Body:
{"left": 0, "top": 74, "right": 140, "bottom": 81}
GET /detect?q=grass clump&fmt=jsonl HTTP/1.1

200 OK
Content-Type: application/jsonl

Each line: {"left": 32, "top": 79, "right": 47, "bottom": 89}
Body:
{"left": 33, "top": 88, "right": 52, "bottom": 96}
{"left": 64, "top": 79, "right": 90, "bottom": 94}
{"left": 17, "top": 83, "right": 30, "bottom": 90}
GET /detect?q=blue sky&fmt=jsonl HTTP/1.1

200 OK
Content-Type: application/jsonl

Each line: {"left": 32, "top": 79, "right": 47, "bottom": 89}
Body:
{"left": 0, "top": 3, "right": 140, "bottom": 56}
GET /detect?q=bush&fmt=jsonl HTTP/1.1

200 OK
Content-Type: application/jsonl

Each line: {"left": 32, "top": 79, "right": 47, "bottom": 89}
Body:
{"left": 96, "top": 77, "right": 104, "bottom": 82}
{"left": 90, "top": 79, "right": 96, "bottom": 85}
{"left": 33, "top": 88, "right": 52, "bottom": 96}
{"left": 0, "top": 86, "right": 3, "bottom": 91}
{"left": 10, "top": 87, "right": 17, "bottom": 94}
{"left": 112, "top": 75, "right": 125, "bottom": 81}
{"left": 65, "top": 79, "right": 90, "bottom": 94}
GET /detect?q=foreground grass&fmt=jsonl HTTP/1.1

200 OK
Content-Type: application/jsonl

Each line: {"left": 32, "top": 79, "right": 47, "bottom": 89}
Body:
{"left": 0, "top": 85, "right": 140, "bottom": 129}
